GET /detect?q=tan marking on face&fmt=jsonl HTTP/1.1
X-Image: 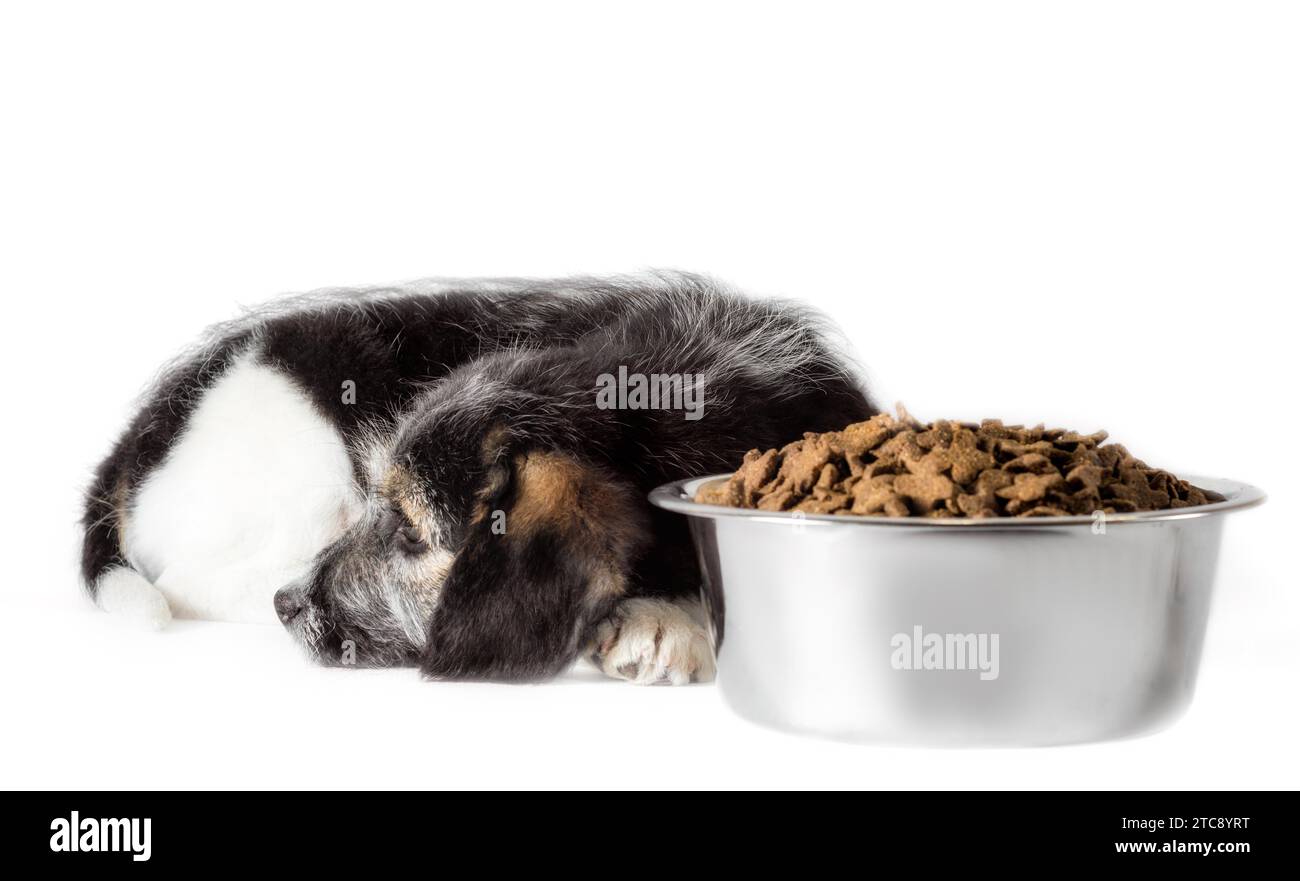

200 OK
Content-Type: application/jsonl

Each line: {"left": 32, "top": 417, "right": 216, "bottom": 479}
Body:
{"left": 375, "top": 465, "right": 455, "bottom": 638}
{"left": 381, "top": 464, "right": 437, "bottom": 539}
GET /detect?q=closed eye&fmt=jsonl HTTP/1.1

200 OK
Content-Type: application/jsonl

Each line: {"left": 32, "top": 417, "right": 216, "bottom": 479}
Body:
{"left": 382, "top": 502, "right": 430, "bottom": 556}
{"left": 396, "top": 524, "right": 428, "bottom": 556}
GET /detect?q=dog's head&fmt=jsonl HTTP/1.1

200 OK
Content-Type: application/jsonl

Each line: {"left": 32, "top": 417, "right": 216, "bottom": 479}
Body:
{"left": 273, "top": 375, "right": 646, "bottom": 679}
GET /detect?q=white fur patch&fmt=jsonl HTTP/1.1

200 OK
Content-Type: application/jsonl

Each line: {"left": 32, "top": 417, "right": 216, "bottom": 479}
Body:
{"left": 123, "top": 353, "right": 361, "bottom": 623}
{"left": 95, "top": 566, "right": 173, "bottom": 630}
{"left": 592, "top": 597, "right": 716, "bottom": 686}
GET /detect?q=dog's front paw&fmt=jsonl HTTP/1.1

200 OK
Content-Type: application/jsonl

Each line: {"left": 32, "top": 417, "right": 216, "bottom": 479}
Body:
{"left": 590, "top": 597, "right": 715, "bottom": 685}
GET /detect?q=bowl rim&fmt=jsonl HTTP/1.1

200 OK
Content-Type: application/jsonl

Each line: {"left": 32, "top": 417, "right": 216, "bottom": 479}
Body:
{"left": 648, "top": 474, "right": 1266, "bottom": 529}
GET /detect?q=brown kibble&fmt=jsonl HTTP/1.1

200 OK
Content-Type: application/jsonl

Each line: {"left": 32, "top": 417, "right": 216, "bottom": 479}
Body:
{"left": 894, "top": 472, "right": 956, "bottom": 509}
{"left": 1108, "top": 477, "right": 1169, "bottom": 510}
{"left": 794, "top": 491, "right": 851, "bottom": 514}
{"left": 695, "top": 407, "right": 1222, "bottom": 519}
{"left": 1057, "top": 429, "right": 1109, "bottom": 447}
{"left": 756, "top": 489, "right": 796, "bottom": 511}
{"left": 882, "top": 495, "right": 910, "bottom": 518}
{"left": 974, "top": 469, "right": 1014, "bottom": 494}
{"left": 839, "top": 414, "right": 898, "bottom": 455}
{"left": 947, "top": 429, "right": 995, "bottom": 484}
{"left": 1065, "top": 462, "right": 1104, "bottom": 490}
{"left": 1002, "top": 452, "right": 1056, "bottom": 474}
{"left": 998, "top": 439, "right": 1055, "bottom": 459}
{"left": 815, "top": 463, "right": 838, "bottom": 489}
{"left": 850, "top": 474, "right": 900, "bottom": 514}
{"left": 956, "top": 493, "right": 996, "bottom": 517}
{"left": 694, "top": 477, "right": 738, "bottom": 507}
{"left": 1020, "top": 505, "right": 1073, "bottom": 517}
{"left": 741, "top": 448, "right": 779, "bottom": 498}
{"left": 996, "top": 472, "right": 1066, "bottom": 503}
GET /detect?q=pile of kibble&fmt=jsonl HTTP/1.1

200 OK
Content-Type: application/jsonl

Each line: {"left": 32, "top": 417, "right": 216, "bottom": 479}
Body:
{"left": 696, "top": 409, "right": 1223, "bottom": 518}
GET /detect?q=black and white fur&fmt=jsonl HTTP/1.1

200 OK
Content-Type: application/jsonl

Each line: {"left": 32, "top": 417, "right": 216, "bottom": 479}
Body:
{"left": 82, "top": 273, "right": 873, "bottom": 683}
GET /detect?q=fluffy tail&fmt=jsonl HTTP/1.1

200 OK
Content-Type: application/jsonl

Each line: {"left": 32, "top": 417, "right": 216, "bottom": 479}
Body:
{"left": 81, "top": 450, "right": 172, "bottom": 630}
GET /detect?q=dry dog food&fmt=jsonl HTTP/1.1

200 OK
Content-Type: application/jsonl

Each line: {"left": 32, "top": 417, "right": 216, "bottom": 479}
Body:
{"left": 696, "top": 408, "right": 1223, "bottom": 518}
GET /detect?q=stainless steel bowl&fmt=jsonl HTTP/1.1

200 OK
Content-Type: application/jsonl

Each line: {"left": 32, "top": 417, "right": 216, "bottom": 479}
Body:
{"left": 650, "top": 475, "right": 1265, "bottom": 746}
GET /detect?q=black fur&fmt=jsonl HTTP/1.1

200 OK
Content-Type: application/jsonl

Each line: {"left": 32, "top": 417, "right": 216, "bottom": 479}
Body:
{"left": 82, "top": 273, "right": 874, "bottom": 681}
{"left": 287, "top": 277, "right": 874, "bottom": 677}
{"left": 82, "top": 279, "right": 699, "bottom": 588}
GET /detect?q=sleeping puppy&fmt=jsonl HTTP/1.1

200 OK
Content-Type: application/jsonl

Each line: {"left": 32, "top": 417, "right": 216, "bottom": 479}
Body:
{"left": 83, "top": 273, "right": 872, "bottom": 683}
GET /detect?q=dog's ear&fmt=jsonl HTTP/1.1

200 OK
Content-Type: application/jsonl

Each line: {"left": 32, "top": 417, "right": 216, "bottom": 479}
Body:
{"left": 420, "top": 446, "right": 647, "bottom": 681}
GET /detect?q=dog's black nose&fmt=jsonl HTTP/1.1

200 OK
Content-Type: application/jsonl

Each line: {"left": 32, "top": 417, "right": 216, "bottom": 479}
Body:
{"left": 274, "top": 587, "right": 305, "bottom": 625}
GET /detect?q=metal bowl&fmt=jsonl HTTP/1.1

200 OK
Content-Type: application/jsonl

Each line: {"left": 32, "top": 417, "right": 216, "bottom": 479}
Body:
{"left": 650, "top": 475, "right": 1265, "bottom": 746}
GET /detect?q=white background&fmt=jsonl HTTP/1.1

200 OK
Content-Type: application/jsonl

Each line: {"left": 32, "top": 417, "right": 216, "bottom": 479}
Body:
{"left": 1, "top": 1, "right": 1295, "bottom": 790}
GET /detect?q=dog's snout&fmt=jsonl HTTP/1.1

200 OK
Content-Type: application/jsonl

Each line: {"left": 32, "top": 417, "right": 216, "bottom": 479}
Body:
{"left": 274, "top": 586, "right": 306, "bottom": 625}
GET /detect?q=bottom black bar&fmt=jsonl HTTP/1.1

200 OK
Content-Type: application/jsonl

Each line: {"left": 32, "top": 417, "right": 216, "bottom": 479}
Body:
{"left": 5, "top": 792, "right": 1288, "bottom": 866}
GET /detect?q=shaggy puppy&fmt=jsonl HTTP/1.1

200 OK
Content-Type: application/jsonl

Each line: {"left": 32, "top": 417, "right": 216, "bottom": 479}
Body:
{"left": 82, "top": 273, "right": 872, "bottom": 683}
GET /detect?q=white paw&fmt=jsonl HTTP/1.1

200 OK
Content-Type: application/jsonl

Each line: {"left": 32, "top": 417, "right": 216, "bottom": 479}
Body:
{"left": 590, "top": 597, "right": 715, "bottom": 685}
{"left": 94, "top": 566, "right": 173, "bottom": 631}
